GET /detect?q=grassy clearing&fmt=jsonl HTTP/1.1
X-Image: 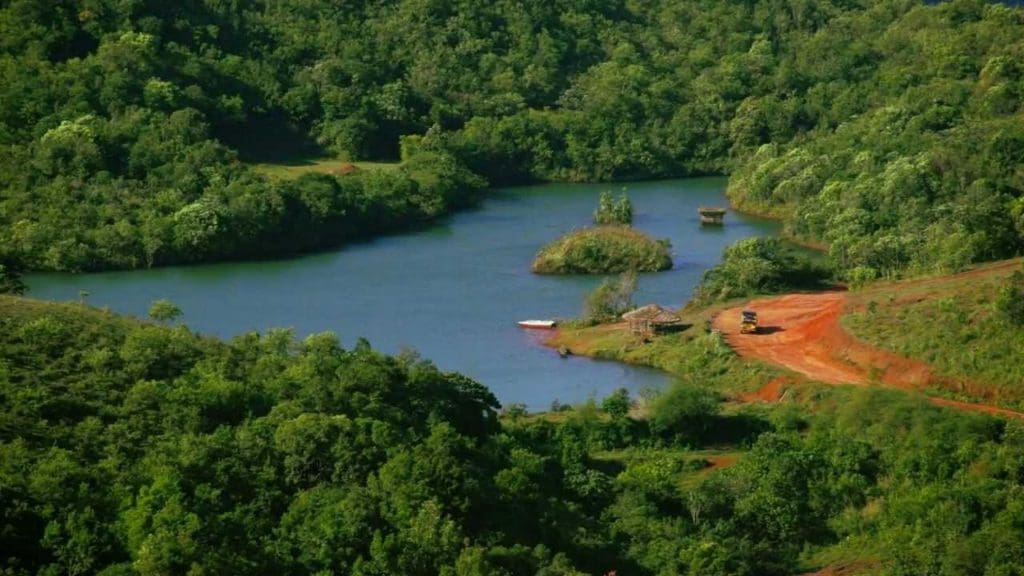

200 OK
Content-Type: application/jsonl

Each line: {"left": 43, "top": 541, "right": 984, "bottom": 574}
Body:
{"left": 591, "top": 446, "right": 745, "bottom": 490}
{"left": 250, "top": 156, "right": 401, "bottom": 179}
{"left": 843, "top": 258, "right": 1024, "bottom": 406}
{"left": 798, "top": 540, "right": 885, "bottom": 576}
{"left": 547, "top": 303, "right": 786, "bottom": 399}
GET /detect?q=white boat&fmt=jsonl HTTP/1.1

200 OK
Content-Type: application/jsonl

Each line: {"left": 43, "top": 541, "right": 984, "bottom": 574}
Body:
{"left": 517, "top": 319, "right": 557, "bottom": 329}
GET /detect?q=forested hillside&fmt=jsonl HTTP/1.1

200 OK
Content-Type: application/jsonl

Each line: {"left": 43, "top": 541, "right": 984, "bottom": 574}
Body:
{"left": 6, "top": 296, "right": 1024, "bottom": 575}
{"left": 2, "top": 0, "right": 1023, "bottom": 276}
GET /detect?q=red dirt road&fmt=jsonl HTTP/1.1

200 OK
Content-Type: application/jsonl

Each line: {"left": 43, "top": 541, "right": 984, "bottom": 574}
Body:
{"left": 713, "top": 292, "right": 1024, "bottom": 420}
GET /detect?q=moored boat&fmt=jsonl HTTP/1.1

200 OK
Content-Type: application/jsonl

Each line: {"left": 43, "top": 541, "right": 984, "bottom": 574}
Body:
{"left": 518, "top": 319, "right": 557, "bottom": 329}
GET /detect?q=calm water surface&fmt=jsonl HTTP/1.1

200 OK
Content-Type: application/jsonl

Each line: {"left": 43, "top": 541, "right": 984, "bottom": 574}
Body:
{"left": 28, "top": 178, "right": 778, "bottom": 410}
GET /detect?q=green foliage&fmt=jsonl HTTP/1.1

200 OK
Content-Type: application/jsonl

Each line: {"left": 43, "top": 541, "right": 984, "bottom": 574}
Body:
{"left": 594, "top": 191, "right": 633, "bottom": 226}
{"left": 583, "top": 272, "right": 637, "bottom": 324}
{"left": 2, "top": 1, "right": 1022, "bottom": 276}
{"left": 8, "top": 288, "right": 1024, "bottom": 575}
{"left": 602, "top": 388, "right": 632, "bottom": 420}
{"left": 0, "top": 296, "right": 615, "bottom": 575}
{"left": 648, "top": 384, "right": 721, "bottom": 444}
{"left": 843, "top": 264, "right": 1024, "bottom": 405}
{"left": 0, "top": 258, "right": 26, "bottom": 295}
{"left": 695, "top": 238, "right": 830, "bottom": 305}
{"left": 996, "top": 267, "right": 1024, "bottom": 326}
{"left": 532, "top": 228, "right": 672, "bottom": 275}
{"left": 7, "top": 0, "right": 1024, "bottom": 572}
{"left": 147, "top": 299, "right": 182, "bottom": 324}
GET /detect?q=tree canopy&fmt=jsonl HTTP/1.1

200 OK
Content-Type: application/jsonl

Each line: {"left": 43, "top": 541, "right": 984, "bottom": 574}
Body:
{"left": 2, "top": 0, "right": 1023, "bottom": 277}
{"left": 6, "top": 295, "right": 1024, "bottom": 575}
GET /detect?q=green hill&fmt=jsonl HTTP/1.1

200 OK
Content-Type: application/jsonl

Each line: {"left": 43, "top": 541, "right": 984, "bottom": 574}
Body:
{"left": 3, "top": 1, "right": 1024, "bottom": 276}
{"left": 6, "top": 286, "right": 1024, "bottom": 575}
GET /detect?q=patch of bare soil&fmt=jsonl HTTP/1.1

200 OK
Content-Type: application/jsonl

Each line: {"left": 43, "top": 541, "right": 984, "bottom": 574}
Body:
{"left": 713, "top": 292, "right": 1024, "bottom": 420}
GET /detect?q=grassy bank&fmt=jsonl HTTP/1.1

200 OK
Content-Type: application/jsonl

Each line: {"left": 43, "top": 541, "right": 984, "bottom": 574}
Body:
{"left": 546, "top": 303, "right": 787, "bottom": 400}
{"left": 843, "top": 258, "right": 1024, "bottom": 407}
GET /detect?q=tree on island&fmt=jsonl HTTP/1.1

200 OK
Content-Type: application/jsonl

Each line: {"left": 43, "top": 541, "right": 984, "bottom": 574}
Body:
{"left": 594, "top": 191, "right": 633, "bottom": 226}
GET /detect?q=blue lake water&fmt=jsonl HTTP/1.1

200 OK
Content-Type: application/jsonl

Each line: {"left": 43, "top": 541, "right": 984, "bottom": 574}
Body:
{"left": 27, "top": 178, "right": 779, "bottom": 410}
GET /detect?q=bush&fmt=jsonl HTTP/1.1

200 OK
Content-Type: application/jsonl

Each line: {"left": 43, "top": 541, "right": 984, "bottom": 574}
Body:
{"left": 648, "top": 384, "right": 721, "bottom": 444}
{"left": 583, "top": 272, "right": 637, "bottom": 323}
{"left": 0, "top": 258, "right": 27, "bottom": 295}
{"left": 846, "top": 266, "right": 879, "bottom": 290}
{"left": 532, "top": 227, "right": 672, "bottom": 275}
{"left": 694, "top": 238, "right": 829, "bottom": 305}
{"left": 594, "top": 191, "right": 633, "bottom": 226}
{"left": 996, "top": 268, "right": 1024, "bottom": 326}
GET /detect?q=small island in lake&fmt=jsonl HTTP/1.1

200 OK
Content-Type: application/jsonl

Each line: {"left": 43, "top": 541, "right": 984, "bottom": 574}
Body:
{"left": 532, "top": 191, "right": 673, "bottom": 274}
{"left": 531, "top": 226, "right": 673, "bottom": 274}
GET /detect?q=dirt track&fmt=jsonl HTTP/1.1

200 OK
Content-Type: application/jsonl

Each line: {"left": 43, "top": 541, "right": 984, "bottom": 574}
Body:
{"left": 713, "top": 292, "right": 1024, "bottom": 420}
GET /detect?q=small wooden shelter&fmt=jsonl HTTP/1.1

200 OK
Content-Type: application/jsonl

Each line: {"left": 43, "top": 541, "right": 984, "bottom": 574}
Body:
{"left": 623, "top": 304, "right": 682, "bottom": 336}
{"left": 699, "top": 207, "right": 727, "bottom": 225}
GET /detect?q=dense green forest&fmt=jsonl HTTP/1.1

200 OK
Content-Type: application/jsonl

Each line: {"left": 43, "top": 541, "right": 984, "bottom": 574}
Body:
{"left": 6, "top": 296, "right": 1024, "bottom": 575}
{"left": 7, "top": 2, "right": 1024, "bottom": 574}
{"left": 2, "top": 0, "right": 1023, "bottom": 274}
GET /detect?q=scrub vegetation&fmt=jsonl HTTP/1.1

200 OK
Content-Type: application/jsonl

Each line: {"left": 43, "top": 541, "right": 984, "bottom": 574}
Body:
{"left": 531, "top": 227, "right": 673, "bottom": 275}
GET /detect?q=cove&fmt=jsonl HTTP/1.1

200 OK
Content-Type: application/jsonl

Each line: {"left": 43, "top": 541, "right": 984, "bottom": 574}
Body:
{"left": 27, "top": 177, "right": 779, "bottom": 410}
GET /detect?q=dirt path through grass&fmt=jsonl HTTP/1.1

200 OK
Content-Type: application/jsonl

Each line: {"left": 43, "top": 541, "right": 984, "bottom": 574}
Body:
{"left": 712, "top": 292, "right": 1024, "bottom": 420}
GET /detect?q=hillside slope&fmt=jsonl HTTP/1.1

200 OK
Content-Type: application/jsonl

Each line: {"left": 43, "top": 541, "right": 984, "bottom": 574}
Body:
{"left": 711, "top": 259, "right": 1024, "bottom": 416}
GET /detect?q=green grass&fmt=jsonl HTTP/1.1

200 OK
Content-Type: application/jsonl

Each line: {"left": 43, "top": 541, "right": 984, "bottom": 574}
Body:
{"left": 798, "top": 536, "right": 885, "bottom": 576}
{"left": 842, "top": 259, "right": 1024, "bottom": 407}
{"left": 547, "top": 303, "right": 786, "bottom": 399}
{"left": 250, "top": 156, "right": 401, "bottom": 179}
{"left": 591, "top": 446, "right": 745, "bottom": 490}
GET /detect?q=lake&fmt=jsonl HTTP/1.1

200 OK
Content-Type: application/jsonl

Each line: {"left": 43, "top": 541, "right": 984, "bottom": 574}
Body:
{"left": 27, "top": 178, "right": 779, "bottom": 410}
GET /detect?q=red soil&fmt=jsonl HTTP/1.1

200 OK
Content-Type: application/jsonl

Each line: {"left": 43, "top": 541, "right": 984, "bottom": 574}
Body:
{"left": 705, "top": 454, "right": 739, "bottom": 471}
{"left": 713, "top": 292, "right": 1024, "bottom": 420}
{"left": 740, "top": 376, "right": 793, "bottom": 403}
{"left": 801, "top": 563, "right": 880, "bottom": 576}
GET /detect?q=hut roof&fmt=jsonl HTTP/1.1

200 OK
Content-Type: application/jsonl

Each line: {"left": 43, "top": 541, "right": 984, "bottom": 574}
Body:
{"left": 622, "top": 304, "right": 682, "bottom": 324}
{"left": 698, "top": 207, "right": 727, "bottom": 215}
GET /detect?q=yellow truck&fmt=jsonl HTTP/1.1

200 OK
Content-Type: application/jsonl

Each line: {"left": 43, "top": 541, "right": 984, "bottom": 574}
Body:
{"left": 741, "top": 310, "right": 758, "bottom": 334}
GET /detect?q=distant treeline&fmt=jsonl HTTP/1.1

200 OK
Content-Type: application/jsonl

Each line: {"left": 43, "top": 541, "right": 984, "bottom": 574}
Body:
{"left": 2, "top": 0, "right": 1023, "bottom": 276}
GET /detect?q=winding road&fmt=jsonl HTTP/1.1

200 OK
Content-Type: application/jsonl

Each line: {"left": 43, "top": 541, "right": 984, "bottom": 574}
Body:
{"left": 712, "top": 292, "right": 1024, "bottom": 420}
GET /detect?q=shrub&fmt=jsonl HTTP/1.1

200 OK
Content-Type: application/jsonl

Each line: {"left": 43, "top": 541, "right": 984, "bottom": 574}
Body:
{"left": 594, "top": 191, "right": 633, "bottom": 226}
{"left": 648, "top": 384, "right": 721, "bottom": 444}
{"left": 847, "top": 266, "right": 879, "bottom": 290}
{"left": 996, "top": 268, "right": 1024, "bottom": 326}
{"left": 694, "top": 238, "right": 829, "bottom": 305}
{"left": 583, "top": 272, "right": 637, "bottom": 323}
{"left": 0, "top": 259, "right": 27, "bottom": 295}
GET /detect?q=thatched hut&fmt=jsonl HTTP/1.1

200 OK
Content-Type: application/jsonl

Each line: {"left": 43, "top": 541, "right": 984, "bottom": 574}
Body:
{"left": 622, "top": 304, "right": 682, "bottom": 336}
{"left": 699, "top": 207, "right": 726, "bottom": 225}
